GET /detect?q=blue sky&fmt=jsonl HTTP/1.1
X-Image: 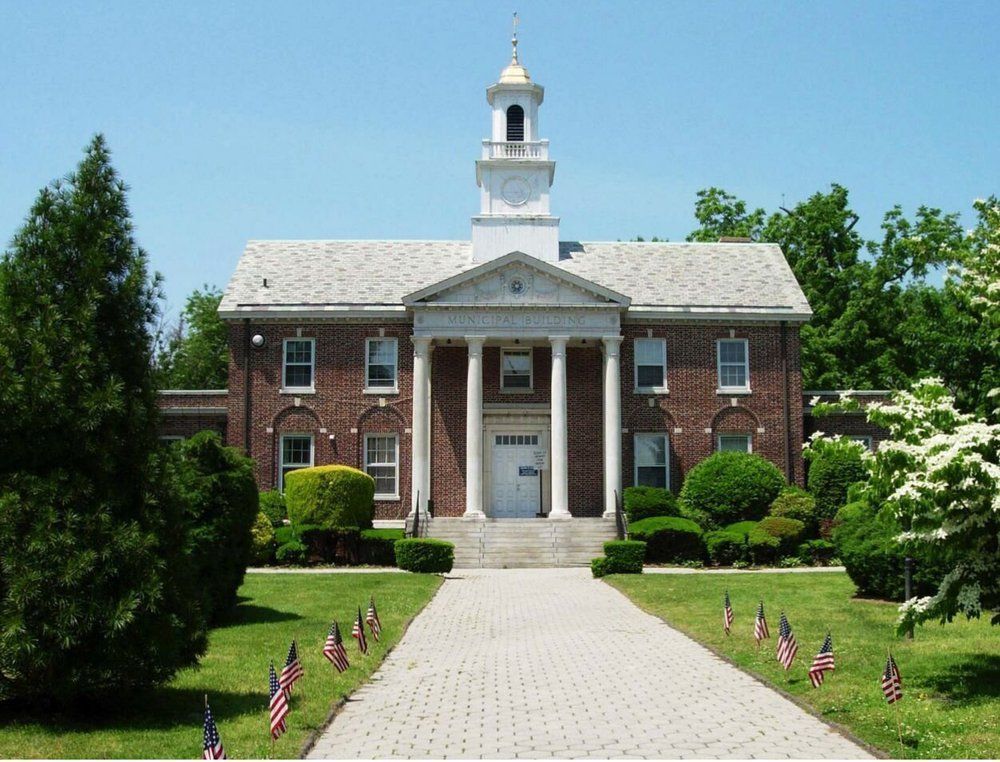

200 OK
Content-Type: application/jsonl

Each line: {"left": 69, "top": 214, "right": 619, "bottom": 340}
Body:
{"left": 2, "top": 1, "right": 997, "bottom": 317}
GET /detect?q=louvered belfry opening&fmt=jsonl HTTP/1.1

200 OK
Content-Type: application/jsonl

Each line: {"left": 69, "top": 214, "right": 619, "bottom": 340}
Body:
{"left": 506, "top": 105, "right": 525, "bottom": 141}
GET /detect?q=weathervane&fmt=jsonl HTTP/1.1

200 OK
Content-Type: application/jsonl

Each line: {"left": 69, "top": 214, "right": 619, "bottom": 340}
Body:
{"left": 511, "top": 11, "right": 519, "bottom": 63}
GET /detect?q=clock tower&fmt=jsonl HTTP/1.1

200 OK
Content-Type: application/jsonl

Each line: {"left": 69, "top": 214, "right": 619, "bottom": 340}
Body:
{"left": 471, "top": 23, "right": 559, "bottom": 263}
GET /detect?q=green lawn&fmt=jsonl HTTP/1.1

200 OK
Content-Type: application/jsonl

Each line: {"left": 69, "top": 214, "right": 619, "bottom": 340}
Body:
{"left": 608, "top": 572, "right": 999, "bottom": 759}
{"left": 0, "top": 572, "right": 442, "bottom": 759}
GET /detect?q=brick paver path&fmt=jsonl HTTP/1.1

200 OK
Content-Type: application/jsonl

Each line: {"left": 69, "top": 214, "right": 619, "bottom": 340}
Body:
{"left": 308, "top": 569, "right": 871, "bottom": 759}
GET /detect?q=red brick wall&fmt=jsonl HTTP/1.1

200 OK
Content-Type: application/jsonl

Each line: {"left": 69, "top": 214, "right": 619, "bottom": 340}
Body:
{"left": 803, "top": 393, "right": 890, "bottom": 451}
{"left": 156, "top": 391, "right": 228, "bottom": 440}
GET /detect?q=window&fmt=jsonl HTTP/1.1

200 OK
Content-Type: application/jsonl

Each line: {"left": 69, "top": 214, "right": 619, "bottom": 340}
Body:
{"left": 501, "top": 348, "right": 532, "bottom": 390}
{"left": 717, "top": 434, "right": 752, "bottom": 453}
{"left": 366, "top": 338, "right": 398, "bottom": 391}
{"left": 158, "top": 435, "right": 184, "bottom": 446}
{"left": 850, "top": 435, "right": 873, "bottom": 451}
{"left": 634, "top": 433, "right": 669, "bottom": 489}
{"left": 634, "top": 338, "right": 667, "bottom": 390}
{"left": 283, "top": 338, "right": 315, "bottom": 390}
{"left": 365, "top": 434, "right": 399, "bottom": 499}
{"left": 717, "top": 339, "right": 749, "bottom": 391}
{"left": 506, "top": 104, "right": 525, "bottom": 141}
{"left": 494, "top": 434, "right": 539, "bottom": 446}
{"left": 279, "top": 434, "right": 313, "bottom": 491}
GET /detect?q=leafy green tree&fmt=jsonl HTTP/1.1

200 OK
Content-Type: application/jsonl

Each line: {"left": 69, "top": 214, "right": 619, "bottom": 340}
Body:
{"left": 156, "top": 286, "right": 228, "bottom": 389}
{"left": 686, "top": 187, "right": 766, "bottom": 242}
{"left": 0, "top": 136, "right": 206, "bottom": 703}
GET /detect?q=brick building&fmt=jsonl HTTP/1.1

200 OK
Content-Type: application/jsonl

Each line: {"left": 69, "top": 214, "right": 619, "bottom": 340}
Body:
{"left": 160, "top": 45, "right": 882, "bottom": 545}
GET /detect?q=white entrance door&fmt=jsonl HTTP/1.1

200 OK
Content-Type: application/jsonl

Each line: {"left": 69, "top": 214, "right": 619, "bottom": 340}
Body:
{"left": 490, "top": 433, "right": 542, "bottom": 518}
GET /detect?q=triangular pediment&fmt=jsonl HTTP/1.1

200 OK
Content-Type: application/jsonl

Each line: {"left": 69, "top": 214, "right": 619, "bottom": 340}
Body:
{"left": 402, "top": 251, "right": 630, "bottom": 308}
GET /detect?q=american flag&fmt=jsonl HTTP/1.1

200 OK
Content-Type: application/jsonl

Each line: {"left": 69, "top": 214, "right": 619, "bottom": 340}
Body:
{"left": 366, "top": 596, "right": 382, "bottom": 641}
{"left": 776, "top": 612, "right": 798, "bottom": 670}
{"left": 323, "top": 621, "right": 350, "bottom": 673}
{"left": 754, "top": 601, "right": 769, "bottom": 644}
{"left": 269, "top": 662, "right": 290, "bottom": 740}
{"left": 808, "top": 633, "right": 835, "bottom": 687}
{"left": 279, "top": 640, "right": 304, "bottom": 699}
{"left": 723, "top": 591, "right": 734, "bottom": 635}
{"left": 202, "top": 701, "right": 226, "bottom": 759}
{"left": 352, "top": 606, "right": 368, "bottom": 654}
{"left": 882, "top": 653, "right": 903, "bottom": 704}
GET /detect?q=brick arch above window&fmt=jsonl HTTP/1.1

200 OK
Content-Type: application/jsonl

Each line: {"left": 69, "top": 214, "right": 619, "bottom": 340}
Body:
{"left": 626, "top": 403, "right": 676, "bottom": 432}
{"left": 710, "top": 405, "right": 760, "bottom": 431}
{"left": 356, "top": 403, "right": 408, "bottom": 430}
{"left": 272, "top": 404, "right": 324, "bottom": 430}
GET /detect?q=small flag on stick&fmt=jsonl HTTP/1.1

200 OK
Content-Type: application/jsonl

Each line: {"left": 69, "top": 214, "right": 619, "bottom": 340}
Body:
{"left": 279, "top": 640, "right": 304, "bottom": 699}
{"left": 754, "top": 601, "right": 769, "bottom": 644}
{"left": 723, "top": 591, "right": 734, "bottom": 635}
{"left": 776, "top": 612, "right": 799, "bottom": 670}
{"left": 202, "top": 699, "right": 227, "bottom": 759}
{"left": 352, "top": 606, "right": 368, "bottom": 654}
{"left": 366, "top": 596, "right": 382, "bottom": 641}
{"left": 882, "top": 653, "right": 903, "bottom": 704}
{"left": 323, "top": 621, "right": 350, "bottom": 673}
{"left": 269, "top": 662, "right": 290, "bottom": 740}
{"left": 808, "top": 633, "right": 835, "bottom": 687}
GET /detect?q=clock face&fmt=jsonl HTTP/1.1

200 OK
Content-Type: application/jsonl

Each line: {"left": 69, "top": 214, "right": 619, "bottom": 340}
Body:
{"left": 501, "top": 176, "right": 531, "bottom": 206}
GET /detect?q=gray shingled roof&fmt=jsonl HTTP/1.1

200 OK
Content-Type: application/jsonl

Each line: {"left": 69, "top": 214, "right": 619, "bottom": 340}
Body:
{"left": 219, "top": 240, "right": 811, "bottom": 318}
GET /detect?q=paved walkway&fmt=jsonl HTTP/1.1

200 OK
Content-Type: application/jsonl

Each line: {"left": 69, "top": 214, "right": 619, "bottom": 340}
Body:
{"left": 307, "top": 569, "right": 871, "bottom": 760}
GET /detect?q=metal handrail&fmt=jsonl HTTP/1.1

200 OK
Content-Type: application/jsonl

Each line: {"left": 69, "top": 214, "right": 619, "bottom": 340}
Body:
{"left": 408, "top": 490, "right": 420, "bottom": 539}
{"left": 614, "top": 489, "right": 628, "bottom": 540}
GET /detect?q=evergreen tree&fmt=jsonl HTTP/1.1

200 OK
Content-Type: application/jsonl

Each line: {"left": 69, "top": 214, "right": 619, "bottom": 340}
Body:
{"left": 0, "top": 136, "right": 206, "bottom": 703}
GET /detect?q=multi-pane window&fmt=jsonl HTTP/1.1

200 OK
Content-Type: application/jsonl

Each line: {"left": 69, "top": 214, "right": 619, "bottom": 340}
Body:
{"left": 634, "top": 433, "right": 669, "bottom": 489}
{"left": 283, "top": 338, "right": 315, "bottom": 390}
{"left": 494, "top": 434, "right": 539, "bottom": 446}
{"left": 501, "top": 349, "right": 532, "bottom": 390}
{"left": 850, "top": 435, "right": 873, "bottom": 451}
{"left": 365, "top": 434, "right": 399, "bottom": 499}
{"left": 280, "top": 434, "right": 313, "bottom": 491}
{"left": 717, "top": 339, "right": 749, "bottom": 390}
{"left": 717, "top": 434, "right": 752, "bottom": 453}
{"left": 634, "top": 338, "right": 667, "bottom": 390}
{"left": 366, "top": 338, "right": 398, "bottom": 391}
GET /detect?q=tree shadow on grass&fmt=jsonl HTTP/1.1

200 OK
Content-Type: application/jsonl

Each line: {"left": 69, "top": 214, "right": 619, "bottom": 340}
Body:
{"left": 919, "top": 653, "right": 1000, "bottom": 703}
{"left": 212, "top": 602, "right": 303, "bottom": 629}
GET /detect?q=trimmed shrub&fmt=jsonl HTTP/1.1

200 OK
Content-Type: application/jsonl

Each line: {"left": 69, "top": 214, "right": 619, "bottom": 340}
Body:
{"left": 680, "top": 452, "right": 786, "bottom": 528}
{"left": 285, "top": 465, "right": 375, "bottom": 530}
{"left": 676, "top": 498, "right": 711, "bottom": 528}
{"left": 622, "top": 486, "right": 678, "bottom": 523}
{"left": 176, "top": 431, "right": 259, "bottom": 621}
{"left": 769, "top": 487, "right": 818, "bottom": 534}
{"left": 604, "top": 540, "right": 646, "bottom": 572}
{"left": 361, "top": 528, "right": 403, "bottom": 566}
{"left": 628, "top": 516, "right": 704, "bottom": 563}
{"left": 259, "top": 490, "right": 287, "bottom": 527}
{"left": 746, "top": 527, "right": 781, "bottom": 564}
{"left": 250, "top": 512, "right": 276, "bottom": 565}
{"left": 274, "top": 524, "right": 311, "bottom": 565}
{"left": 724, "top": 520, "right": 760, "bottom": 538}
{"left": 591, "top": 557, "right": 610, "bottom": 578}
{"left": 832, "top": 502, "right": 946, "bottom": 600}
{"left": 756, "top": 516, "right": 806, "bottom": 554}
{"left": 797, "top": 539, "right": 837, "bottom": 565}
{"left": 704, "top": 529, "right": 746, "bottom": 565}
{"left": 807, "top": 439, "right": 868, "bottom": 519}
{"left": 394, "top": 538, "right": 454, "bottom": 573}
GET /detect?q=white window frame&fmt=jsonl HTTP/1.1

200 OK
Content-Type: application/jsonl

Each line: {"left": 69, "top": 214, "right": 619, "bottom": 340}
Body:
{"left": 365, "top": 337, "right": 399, "bottom": 394}
{"left": 279, "top": 433, "right": 314, "bottom": 492}
{"left": 716, "top": 338, "right": 750, "bottom": 393}
{"left": 282, "top": 338, "right": 315, "bottom": 393}
{"left": 633, "top": 338, "right": 668, "bottom": 393}
{"left": 158, "top": 435, "right": 184, "bottom": 444}
{"left": 364, "top": 432, "right": 400, "bottom": 501}
{"left": 850, "top": 435, "right": 873, "bottom": 451}
{"left": 717, "top": 433, "right": 752, "bottom": 453}
{"left": 500, "top": 347, "right": 533, "bottom": 392}
{"left": 633, "top": 432, "right": 670, "bottom": 490}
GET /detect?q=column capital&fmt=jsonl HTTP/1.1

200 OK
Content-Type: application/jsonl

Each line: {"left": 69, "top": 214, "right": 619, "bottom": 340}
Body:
{"left": 602, "top": 335, "right": 624, "bottom": 357}
{"left": 411, "top": 336, "right": 433, "bottom": 357}
{"left": 465, "top": 335, "right": 487, "bottom": 350}
{"left": 548, "top": 335, "right": 570, "bottom": 356}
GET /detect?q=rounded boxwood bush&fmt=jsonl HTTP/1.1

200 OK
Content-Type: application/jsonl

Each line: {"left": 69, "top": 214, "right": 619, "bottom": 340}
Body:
{"left": 756, "top": 516, "right": 806, "bottom": 554}
{"left": 704, "top": 529, "right": 746, "bottom": 565}
{"left": 603, "top": 540, "right": 646, "bottom": 572}
{"left": 622, "top": 486, "right": 678, "bottom": 523}
{"left": 769, "top": 487, "right": 817, "bottom": 534}
{"left": 394, "top": 538, "right": 454, "bottom": 573}
{"left": 807, "top": 441, "right": 868, "bottom": 519}
{"left": 259, "top": 490, "right": 287, "bottom": 527}
{"left": 746, "top": 526, "right": 781, "bottom": 564}
{"left": 285, "top": 465, "right": 375, "bottom": 530}
{"left": 250, "top": 512, "right": 276, "bottom": 565}
{"left": 680, "top": 452, "right": 786, "bottom": 528}
{"left": 628, "top": 516, "right": 703, "bottom": 563}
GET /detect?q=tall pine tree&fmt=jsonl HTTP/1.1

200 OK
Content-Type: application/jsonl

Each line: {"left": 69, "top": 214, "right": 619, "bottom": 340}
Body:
{"left": 0, "top": 136, "right": 206, "bottom": 703}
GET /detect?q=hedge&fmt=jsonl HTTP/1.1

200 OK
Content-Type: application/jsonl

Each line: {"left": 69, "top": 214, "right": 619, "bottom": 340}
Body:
{"left": 679, "top": 452, "right": 785, "bottom": 528}
{"left": 807, "top": 440, "right": 868, "bottom": 519}
{"left": 360, "top": 528, "right": 403, "bottom": 566}
{"left": 622, "top": 486, "right": 678, "bottom": 523}
{"left": 394, "top": 538, "right": 454, "bottom": 573}
{"left": 769, "top": 487, "right": 817, "bottom": 534}
{"left": 285, "top": 465, "right": 375, "bottom": 530}
{"left": 259, "top": 490, "right": 287, "bottom": 527}
{"left": 627, "top": 516, "right": 703, "bottom": 563}
{"left": 704, "top": 528, "right": 746, "bottom": 565}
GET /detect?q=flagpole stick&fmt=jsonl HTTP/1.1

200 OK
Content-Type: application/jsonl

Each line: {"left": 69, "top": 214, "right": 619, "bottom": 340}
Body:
{"left": 889, "top": 648, "right": 905, "bottom": 758}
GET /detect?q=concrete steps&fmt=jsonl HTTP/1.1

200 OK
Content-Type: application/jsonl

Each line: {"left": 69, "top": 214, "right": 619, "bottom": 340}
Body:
{"left": 426, "top": 517, "right": 618, "bottom": 568}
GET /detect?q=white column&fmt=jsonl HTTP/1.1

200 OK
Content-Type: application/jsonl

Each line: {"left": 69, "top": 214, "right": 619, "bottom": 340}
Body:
{"left": 464, "top": 336, "right": 486, "bottom": 518}
{"left": 549, "top": 335, "right": 571, "bottom": 519}
{"left": 409, "top": 337, "right": 432, "bottom": 518}
{"left": 602, "top": 336, "right": 624, "bottom": 519}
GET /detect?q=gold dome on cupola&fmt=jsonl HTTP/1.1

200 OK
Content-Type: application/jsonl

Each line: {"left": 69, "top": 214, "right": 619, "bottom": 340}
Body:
{"left": 498, "top": 13, "right": 532, "bottom": 84}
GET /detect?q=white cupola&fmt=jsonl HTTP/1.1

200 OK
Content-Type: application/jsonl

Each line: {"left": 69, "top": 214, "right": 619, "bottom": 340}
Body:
{"left": 471, "top": 18, "right": 559, "bottom": 263}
